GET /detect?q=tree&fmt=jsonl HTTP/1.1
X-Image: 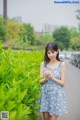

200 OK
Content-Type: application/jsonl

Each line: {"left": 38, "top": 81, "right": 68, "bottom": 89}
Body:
{"left": 0, "top": 18, "right": 7, "bottom": 41}
{"left": 76, "top": 9, "right": 80, "bottom": 32}
{"left": 19, "top": 24, "right": 28, "bottom": 43}
{"left": 52, "top": 26, "right": 71, "bottom": 50}
{"left": 69, "top": 28, "right": 80, "bottom": 49}
{"left": 7, "top": 21, "right": 20, "bottom": 40}
{"left": 40, "top": 34, "right": 54, "bottom": 46}
{"left": 21, "top": 23, "right": 35, "bottom": 45}
{"left": 71, "top": 36, "right": 80, "bottom": 49}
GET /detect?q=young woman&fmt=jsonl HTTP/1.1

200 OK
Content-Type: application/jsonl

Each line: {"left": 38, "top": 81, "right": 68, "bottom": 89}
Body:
{"left": 39, "top": 42, "right": 68, "bottom": 120}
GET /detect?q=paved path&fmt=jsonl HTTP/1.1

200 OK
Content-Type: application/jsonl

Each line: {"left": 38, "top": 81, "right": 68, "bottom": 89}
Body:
{"left": 59, "top": 61, "right": 80, "bottom": 120}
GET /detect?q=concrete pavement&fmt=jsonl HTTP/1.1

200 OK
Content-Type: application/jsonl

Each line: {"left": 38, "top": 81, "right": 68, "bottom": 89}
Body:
{"left": 59, "top": 61, "right": 80, "bottom": 120}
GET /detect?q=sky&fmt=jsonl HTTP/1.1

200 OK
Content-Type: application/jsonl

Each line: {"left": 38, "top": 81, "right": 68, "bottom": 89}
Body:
{"left": 0, "top": 0, "right": 80, "bottom": 31}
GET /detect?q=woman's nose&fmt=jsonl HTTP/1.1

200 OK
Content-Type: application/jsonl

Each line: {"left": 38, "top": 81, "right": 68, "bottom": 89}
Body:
{"left": 50, "top": 54, "right": 53, "bottom": 57}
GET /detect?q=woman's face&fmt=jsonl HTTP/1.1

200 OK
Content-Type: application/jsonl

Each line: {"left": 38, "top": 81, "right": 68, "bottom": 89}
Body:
{"left": 47, "top": 49, "right": 58, "bottom": 60}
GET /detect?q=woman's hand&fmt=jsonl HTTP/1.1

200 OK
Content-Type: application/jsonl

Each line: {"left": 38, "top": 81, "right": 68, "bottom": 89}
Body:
{"left": 45, "top": 71, "right": 55, "bottom": 80}
{"left": 45, "top": 71, "right": 52, "bottom": 79}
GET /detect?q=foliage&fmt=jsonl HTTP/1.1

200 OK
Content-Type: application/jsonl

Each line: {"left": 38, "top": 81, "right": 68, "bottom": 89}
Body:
{"left": 71, "top": 36, "right": 80, "bottom": 49}
{"left": 69, "top": 28, "right": 80, "bottom": 49}
{"left": 20, "top": 23, "right": 36, "bottom": 45}
{"left": 52, "top": 26, "right": 71, "bottom": 50}
{"left": 19, "top": 24, "right": 29, "bottom": 43}
{"left": 69, "top": 27, "right": 79, "bottom": 37}
{"left": 7, "top": 21, "right": 21, "bottom": 40}
{"left": 40, "top": 34, "right": 54, "bottom": 46}
{"left": 0, "top": 42, "right": 43, "bottom": 119}
{"left": 76, "top": 9, "right": 80, "bottom": 32}
{"left": 0, "top": 18, "right": 8, "bottom": 41}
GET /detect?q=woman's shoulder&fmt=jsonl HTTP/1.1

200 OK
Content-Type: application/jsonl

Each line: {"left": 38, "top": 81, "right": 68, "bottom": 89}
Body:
{"left": 60, "top": 61, "right": 66, "bottom": 66}
{"left": 40, "top": 61, "right": 46, "bottom": 67}
{"left": 40, "top": 61, "right": 45, "bottom": 67}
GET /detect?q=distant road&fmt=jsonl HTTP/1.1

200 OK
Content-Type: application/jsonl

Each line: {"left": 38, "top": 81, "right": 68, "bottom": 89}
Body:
{"left": 59, "top": 60, "right": 80, "bottom": 120}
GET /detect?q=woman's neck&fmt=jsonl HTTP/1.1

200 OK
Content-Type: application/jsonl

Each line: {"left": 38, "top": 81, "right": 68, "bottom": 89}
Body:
{"left": 49, "top": 59, "right": 58, "bottom": 64}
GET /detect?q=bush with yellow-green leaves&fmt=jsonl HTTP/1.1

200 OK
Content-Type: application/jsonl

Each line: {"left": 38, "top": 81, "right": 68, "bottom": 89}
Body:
{"left": 0, "top": 42, "right": 44, "bottom": 120}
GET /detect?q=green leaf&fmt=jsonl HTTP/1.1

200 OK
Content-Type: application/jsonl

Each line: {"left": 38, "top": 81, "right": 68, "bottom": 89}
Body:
{"left": 18, "top": 90, "right": 27, "bottom": 102}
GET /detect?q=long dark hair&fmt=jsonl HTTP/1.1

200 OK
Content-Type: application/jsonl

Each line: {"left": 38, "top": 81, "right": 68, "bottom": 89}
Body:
{"left": 44, "top": 42, "right": 61, "bottom": 65}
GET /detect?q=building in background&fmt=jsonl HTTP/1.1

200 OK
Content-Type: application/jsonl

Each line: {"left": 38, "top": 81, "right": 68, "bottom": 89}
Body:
{"left": 11, "top": 16, "right": 22, "bottom": 24}
{"left": 42, "top": 23, "right": 76, "bottom": 35}
{"left": 42, "top": 24, "right": 60, "bottom": 35}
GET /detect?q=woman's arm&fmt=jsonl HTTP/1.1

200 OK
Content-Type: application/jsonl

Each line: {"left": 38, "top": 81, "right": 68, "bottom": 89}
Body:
{"left": 40, "top": 77, "right": 47, "bottom": 84}
{"left": 40, "top": 62, "right": 47, "bottom": 84}
{"left": 50, "top": 62, "right": 66, "bottom": 86}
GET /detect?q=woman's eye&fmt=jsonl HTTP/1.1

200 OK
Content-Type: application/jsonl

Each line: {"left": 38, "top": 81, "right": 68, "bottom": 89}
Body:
{"left": 48, "top": 52, "right": 50, "bottom": 54}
